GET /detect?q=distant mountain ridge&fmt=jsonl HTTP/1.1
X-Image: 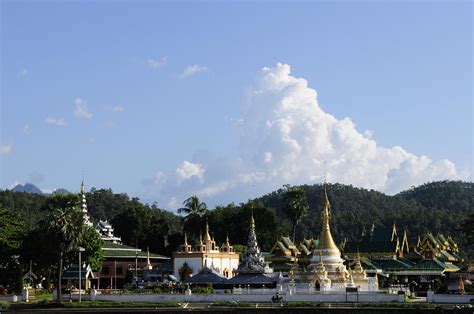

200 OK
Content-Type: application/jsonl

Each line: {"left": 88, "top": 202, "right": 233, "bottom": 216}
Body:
{"left": 10, "top": 183, "right": 70, "bottom": 195}
{"left": 11, "top": 183, "right": 42, "bottom": 194}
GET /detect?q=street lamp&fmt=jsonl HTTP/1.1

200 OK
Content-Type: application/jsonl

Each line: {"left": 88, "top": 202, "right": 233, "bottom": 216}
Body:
{"left": 135, "top": 252, "right": 138, "bottom": 279}
{"left": 77, "top": 246, "right": 85, "bottom": 302}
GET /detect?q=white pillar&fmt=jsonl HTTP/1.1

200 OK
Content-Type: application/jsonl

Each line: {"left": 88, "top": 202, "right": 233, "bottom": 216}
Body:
{"left": 427, "top": 289, "right": 434, "bottom": 303}
{"left": 90, "top": 288, "right": 97, "bottom": 301}
{"left": 22, "top": 289, "right": 29, "bottom": 302}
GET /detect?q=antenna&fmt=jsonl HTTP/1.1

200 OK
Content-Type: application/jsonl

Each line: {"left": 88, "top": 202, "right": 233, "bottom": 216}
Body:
{"left": 323, "top": 160, "right": 327, "bottom": 185}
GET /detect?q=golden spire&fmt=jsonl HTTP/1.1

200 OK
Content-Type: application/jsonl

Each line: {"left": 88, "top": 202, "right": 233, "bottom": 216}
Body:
{"left": 184, "top": 232, "right": 188, "bottom": 246}
{"left": 81, "top": 177, "right": 85, "bottom": 194}
{"left": 250, "top": 210, "right": 255, "bottom": 228}
{"left": 318, "top": 184, "right": 339, "bottom": 253}
{"left": 204, "top": 219, "right": 211, "bottom": 241}
{"left": 226, "top": 234, "right": 230, "bottom": 246}
{"left": 323, "top": 185, "right": 330, "bottom": 210}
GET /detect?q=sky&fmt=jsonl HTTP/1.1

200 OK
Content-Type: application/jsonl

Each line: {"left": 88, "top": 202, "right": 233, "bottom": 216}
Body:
{"left": 1, "top": 1, "right": 472, "bottom": 210}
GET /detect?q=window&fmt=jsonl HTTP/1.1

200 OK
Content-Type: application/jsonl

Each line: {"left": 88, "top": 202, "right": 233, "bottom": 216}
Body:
{"left": 101, "top": 266, "right": 110, "bottom": 275}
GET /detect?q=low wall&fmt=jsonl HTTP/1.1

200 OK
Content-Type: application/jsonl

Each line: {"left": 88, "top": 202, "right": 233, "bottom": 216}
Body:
{"left": 70, "top": 291, "right": 403, "bottom": 303}
{"left": 0, "top": 295, "right": 23, "bottom": 302}
{"left": 427, "top": 292, "right": 474, "bottom": 304}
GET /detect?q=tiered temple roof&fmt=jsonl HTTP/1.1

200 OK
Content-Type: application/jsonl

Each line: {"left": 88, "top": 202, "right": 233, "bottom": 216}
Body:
{"left": 227, "top": 212, "right": 280, "bottom": 287}
{"left": 235, "top": 212, "right": 272, "bottom": 274}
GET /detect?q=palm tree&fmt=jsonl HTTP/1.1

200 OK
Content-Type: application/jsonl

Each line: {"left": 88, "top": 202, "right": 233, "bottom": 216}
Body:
{"left": 178, "top": 195, "right": 208, "bottom": 218}
{"left": 282, "top": 185, "right": 309, "bottom": 243}
{"left": 43, "top": 194, "right": 84, "bottom": 302}
{"left": 179, "top": 196, "right": 208, "bottom": 241}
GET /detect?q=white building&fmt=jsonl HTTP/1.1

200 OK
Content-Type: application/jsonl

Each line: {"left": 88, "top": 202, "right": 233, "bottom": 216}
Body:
{"left": 173, "top": 222, "right": 240, "bottom": 280}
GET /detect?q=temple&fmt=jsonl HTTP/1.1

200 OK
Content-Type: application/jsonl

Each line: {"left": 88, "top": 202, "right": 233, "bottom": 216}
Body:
{"left": 173, "top": 221, "right": 240, "bottom": 281}
{"left": 78, "top": 179, "right": 170, "bottom": 289}
{"left": 308, "top": 186, "right": 351, "bottom": 291}
{"left": 226, "top": 212, "right": 281, "bottom": 288}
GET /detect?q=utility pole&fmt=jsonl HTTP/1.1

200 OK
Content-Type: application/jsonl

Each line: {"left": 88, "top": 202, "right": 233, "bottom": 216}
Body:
{"left": 78, "top": 247, "right": 85, "bottom": 302}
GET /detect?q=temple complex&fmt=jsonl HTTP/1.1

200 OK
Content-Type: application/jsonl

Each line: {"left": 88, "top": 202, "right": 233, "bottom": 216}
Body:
{"left": 173, "top": 221, "right": 240, "bottom": 281}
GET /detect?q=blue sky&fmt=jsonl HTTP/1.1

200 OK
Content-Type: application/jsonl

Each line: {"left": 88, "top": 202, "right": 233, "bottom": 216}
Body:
{"left": 1, "top": 1, "right": 472, "bottom": 209}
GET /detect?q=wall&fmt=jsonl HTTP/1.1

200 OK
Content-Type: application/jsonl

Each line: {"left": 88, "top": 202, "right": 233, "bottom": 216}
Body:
{"left": 75, "top": 291, "right": 403, "bottom": 303}
{"left": 427, "top": 291, "right": 473, "bottom": 304}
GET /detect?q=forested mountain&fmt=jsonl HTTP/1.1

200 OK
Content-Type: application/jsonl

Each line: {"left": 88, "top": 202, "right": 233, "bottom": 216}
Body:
{"left": 1, "top": 180, "right": 472, "bottom": 259}
{"left": 254, "top": 181, "right": 473, "bottom": 255}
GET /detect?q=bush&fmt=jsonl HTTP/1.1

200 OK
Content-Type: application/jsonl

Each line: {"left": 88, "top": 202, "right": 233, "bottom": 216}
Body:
{"left": 190, "top": 283, "right": 214, "bottom": 294}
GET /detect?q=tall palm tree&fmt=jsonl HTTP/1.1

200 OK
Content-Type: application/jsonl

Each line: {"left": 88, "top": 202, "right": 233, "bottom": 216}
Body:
{"left": 179, "top": 196, "right": 208, "bottom": 241}
{"left": 43, "top": 194, "right": 84, "bottom": 303}
{"left": 178, "top": 195, "right": 208, "bottom": 218}
{"left": 282, "top": 185, "right": 309, "bottom": 243}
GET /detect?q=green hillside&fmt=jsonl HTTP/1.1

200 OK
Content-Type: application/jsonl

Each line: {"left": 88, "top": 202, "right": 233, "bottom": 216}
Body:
{"left": 1, "top": 180, "right": 472, "bottom": 259}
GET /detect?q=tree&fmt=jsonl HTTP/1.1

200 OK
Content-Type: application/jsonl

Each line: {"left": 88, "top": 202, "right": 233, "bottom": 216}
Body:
{"left": 0, "top": 207, "right": 25, "bottom": 292}
{"left": 179, "top": 196, "right": 208, "bottom": 241}
{"left": 282, "top": 185, "right": 309, "bottom": 243}
{"left": 0, "top": 207, "right": 24, "bottom": 266}
{"left": 178, "top": 195, "right": 208, "bottom": 218}
{"left": 461, "top": 211, "right": 474, "bottom": 248}
{"left": 79, "top": 225, "right": 104, "bottom": 271}
{"left": 42, "top": 194, "right": 83, "bottom": 302}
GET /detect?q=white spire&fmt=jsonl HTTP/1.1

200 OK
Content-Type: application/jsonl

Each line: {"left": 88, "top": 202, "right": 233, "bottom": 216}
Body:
{"left": 80, "top": 178, "right": 93, "bottom": 227}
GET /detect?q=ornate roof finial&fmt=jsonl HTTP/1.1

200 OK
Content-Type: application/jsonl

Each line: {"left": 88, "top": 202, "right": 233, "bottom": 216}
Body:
{"left": 146, "top": 246, "right": 152, "bottom": 270}
{"left": 81, "top": 177, "right": 85, "bottom": 194}
{"left": 184, "top": 232, "right": 188, "bottom": 246}
{"left": 226, "top": 233, "right": 230, "bottom": 246}
{"left": 250, "top": 209, "right": 255, "bottom": 228}
{"left": 204, "top": 219, "right": 211, "bottom": 241}
{"left": 323, "top": 185, "right": 330, "bottom": 209}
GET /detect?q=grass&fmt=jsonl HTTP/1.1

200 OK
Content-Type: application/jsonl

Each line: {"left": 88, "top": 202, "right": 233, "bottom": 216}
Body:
{"left": 64, "top": 301, "right": 180, "bottom": 308}
{"left": 5, "top": 300, "right": 180, "bottom": 309}
{"left": 31, "top": 293, "right": 52, "bottom": 301}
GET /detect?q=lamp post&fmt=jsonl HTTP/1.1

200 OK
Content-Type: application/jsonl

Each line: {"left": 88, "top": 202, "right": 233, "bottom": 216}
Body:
{"left": 135, "top": 252, "right": 138, "bottom": 279}
{"left": 114, "top": 260, "right": 117, "bottom": 290}
{"left": 77, "top": 246, "right": 85, "bottom": 302}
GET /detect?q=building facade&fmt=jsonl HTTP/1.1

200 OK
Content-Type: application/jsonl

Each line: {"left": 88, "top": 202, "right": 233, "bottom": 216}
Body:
{"left": 173, "top": 222, "right": 240, "bottom": 281}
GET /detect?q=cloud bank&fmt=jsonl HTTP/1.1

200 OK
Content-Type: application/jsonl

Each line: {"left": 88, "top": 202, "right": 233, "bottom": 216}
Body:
{"left": 144, "top": 63, "right": 469, "bottom": 209}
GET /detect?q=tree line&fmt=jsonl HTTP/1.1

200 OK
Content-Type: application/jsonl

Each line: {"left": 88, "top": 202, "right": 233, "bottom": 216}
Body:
{"left": 1, "top": 180, "right": 473, "bottom": 294}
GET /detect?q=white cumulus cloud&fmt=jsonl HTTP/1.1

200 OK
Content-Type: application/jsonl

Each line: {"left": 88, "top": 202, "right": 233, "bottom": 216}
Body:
{"left": 180, "top": 64, "right": 208, "bottom": 78}
{"left": 175, "top": 161, "right": 205, "bottom": 183}
{"left": 0, "top": 145, "right": 12, "bottom": 155}
{"left": 45, "top": 117, "right": 66, "bottom": 126}
{"left": 144, "top": 63, "right": 469, "bottom": 209}
{"left": 74, "top": 97, "right": 92, "bottom": 119}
